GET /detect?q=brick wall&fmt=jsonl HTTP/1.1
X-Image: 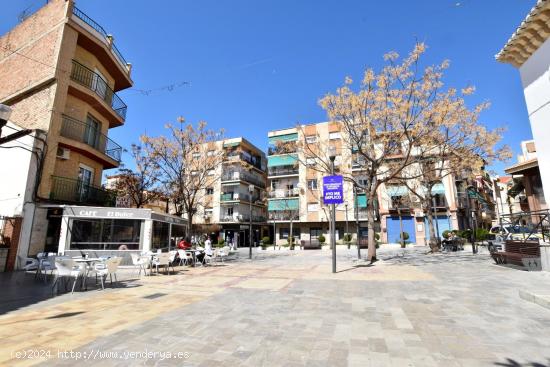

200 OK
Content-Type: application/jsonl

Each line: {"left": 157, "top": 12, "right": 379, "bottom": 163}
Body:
{"left": 0, "top": 217, "right": 23, "bottom": 271}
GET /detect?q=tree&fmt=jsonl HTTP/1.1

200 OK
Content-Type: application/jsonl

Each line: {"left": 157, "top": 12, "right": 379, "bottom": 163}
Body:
{"left": 141, "top": 117, "right": 224, "bottom": 236}
{"left": 111, "top": 144, "right": 160, "bottom": 208}
{"left": 311, "top": 44, "right": 444, "bottom": 262}
{"left": 267, "top": 185, "right": 302, "bottom": 249}
{"left": 396, "top": 86, "right": 511, "bottom": 251}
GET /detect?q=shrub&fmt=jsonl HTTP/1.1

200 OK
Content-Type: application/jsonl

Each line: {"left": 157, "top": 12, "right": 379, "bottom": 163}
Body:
{"left": 343, "top": 234, "right": 352, "bottom": 243}
{"left": 475, "top": 228, "right": 489, "bottom": 242}
{"left": 442, "top": 230, "right": 452, "bottom": 239}
{"left": 458, "top": 229, "right": 472, "bottom": 239}
{"left": 262, "top": 236, "right": 271, "bottom": 245}
{"left": 217, "top": 238, "right": 225, "bottom": 246}
{"left": 318, "top": 235, "right": 326, "bottom": 244}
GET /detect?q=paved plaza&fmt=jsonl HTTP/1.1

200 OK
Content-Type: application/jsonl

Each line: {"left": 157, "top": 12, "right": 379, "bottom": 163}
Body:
{"left": 1, "top": 246, "right": 550, "bottom": 366}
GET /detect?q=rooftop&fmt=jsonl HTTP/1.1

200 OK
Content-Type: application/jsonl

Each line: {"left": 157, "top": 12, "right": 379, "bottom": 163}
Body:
{"left": 496, "top": 0, "right": 550, "bottom": 67}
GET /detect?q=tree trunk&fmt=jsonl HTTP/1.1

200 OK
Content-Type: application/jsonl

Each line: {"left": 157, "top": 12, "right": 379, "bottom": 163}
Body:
{"left": 398, "top": 207, "right": 404, "bottom": 248}
{"left": 366, "top": 200, "right": 377, "bottom": 262}
{"left": 289, "top": 218, "right": 293, "bottom": 250}
{"left": 187, "top": 209, "right": 194, "bottom": 241}
{"left": 425, "top": 203, "right": 439, "bottom": 252}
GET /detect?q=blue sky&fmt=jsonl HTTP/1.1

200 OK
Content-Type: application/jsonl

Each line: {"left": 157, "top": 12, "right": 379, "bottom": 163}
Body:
{"left": 1, "top": 0, "right": 537, "bottom": 174}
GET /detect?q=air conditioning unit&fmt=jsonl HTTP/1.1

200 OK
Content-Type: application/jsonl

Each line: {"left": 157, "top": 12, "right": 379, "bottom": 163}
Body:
{"left": 56, "top": 147, "right": 70, "bottom": 160}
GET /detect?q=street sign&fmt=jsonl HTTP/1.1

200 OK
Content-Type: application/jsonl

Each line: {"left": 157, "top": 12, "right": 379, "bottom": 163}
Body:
{"left": 323, "top": 175, "right": 344, "bottom": 205}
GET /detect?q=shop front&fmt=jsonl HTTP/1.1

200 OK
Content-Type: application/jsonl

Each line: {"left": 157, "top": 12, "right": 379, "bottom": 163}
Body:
{"left": 57, "top": 206, "right": 187, "bottom": 265}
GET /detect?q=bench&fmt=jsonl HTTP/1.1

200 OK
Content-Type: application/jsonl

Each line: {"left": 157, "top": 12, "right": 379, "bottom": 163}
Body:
{"left": 491, "top": 240, "right": 540, "bottom": 270}
{"left": 301, "top": 240, "right": 321, "bottom": 250}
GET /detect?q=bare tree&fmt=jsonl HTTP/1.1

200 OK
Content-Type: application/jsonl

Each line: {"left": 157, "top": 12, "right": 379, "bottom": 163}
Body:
{"left": 141, "top": 117, "right": 225, "bottom": 236}
{"left": 110, "top": 144, "right": 160, "bottom": 208}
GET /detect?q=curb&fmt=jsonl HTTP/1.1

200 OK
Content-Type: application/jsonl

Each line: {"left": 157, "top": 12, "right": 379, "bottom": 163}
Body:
{"left": 519, "top": 289, "right": 550, "bottom": 311}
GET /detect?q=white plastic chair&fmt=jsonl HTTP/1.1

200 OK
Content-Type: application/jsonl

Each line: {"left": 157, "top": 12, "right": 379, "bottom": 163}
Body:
{"left": 52, "top": 258, "right": 85, "bottom": 294}
{"left": 152, "top": 252, "right": 173, "bottom": 274}
{"left": 18, "top": 255, "right": 39, "bottom": 271}
{"left": 130, "top": 252, "right": 150, "bottom": 277}
{"left": 37, "top": 253, "right": 57, "bottom": 282}
{"left": 177, "top": 249, "right": 193, "bottom": 266}
{"left": 91, "top": 257, "right": 122, "bottom": 289}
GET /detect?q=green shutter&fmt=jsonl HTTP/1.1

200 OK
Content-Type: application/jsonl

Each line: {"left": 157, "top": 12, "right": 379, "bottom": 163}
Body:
{"left": 268, "top": 198, "right": 299, "bottom": 211}
{"left": 268, "top": 133, "right": 298, "bottom": 144}
{"left": 431, "top": 183, "right": 445, "bottom": 195}
{"left": 355, "top": 194, "right": 367, "bottom": 208}
{"left": 268, "top": 154, "right": 298, "bottom": 167}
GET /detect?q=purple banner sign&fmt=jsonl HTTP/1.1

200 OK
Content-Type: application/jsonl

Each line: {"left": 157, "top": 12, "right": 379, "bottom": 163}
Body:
{"left": 323, "top": 175, "right": 344, "bottom": 205}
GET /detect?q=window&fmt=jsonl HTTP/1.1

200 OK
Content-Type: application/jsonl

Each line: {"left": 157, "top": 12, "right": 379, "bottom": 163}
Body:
{"left": 308, "top": 203, "right": 319, "bottom": 212}
{"left": 306, "top": 158, "right": 316, "bottom": 166}
{"left": 207, "top": 150, "right": 216, "bottom": 156}
{"left": 334, "top": 155, "right": 342, "bottom": 166}
{"left": 280, "top": 227, "right": 300, "bottom": 239}
{"left": 310, "top": 228, "right": 322, "bottom": 240}
{"left": 329, "top": 132, "right": 341, "bottom": 140}
{"left": 307, "top": 179, "right": 318, "bottom": 190}
{"left": 191, "top": 171, "right": 198, "bottom": 176}
{"left": 70, "top": 218, "right": 141, "bottom": 250}
{"left": 358, "top": 178, "right": 368, "bottom": 187}
{"left": 305, "top": 135, "right": 317, "bottom": 144}
{"left": 204, "top": 208, "right": 213, "bottom": 216}
{"left": 271, "top": 180, "right": 279, "bottom": 190}
{"left": 206, "top": 188, "right": 214, "bottom": 195}
{"left": 192, "top": 152, "right": 201, "bottom": 159}
{"left": 152, "top": 221, "right": 170, "bottom": 250}
{"left": 226, "top": 207, "right": 234, "bottom": 216}
{"left": 207, "top": 169, "right": 215, "bottom": 176}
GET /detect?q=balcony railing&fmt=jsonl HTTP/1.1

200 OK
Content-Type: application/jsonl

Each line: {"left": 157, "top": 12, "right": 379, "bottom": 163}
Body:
{"left": 269, "top": 189, "right": 299, "bottom": 198}
{"left": 268, "top": 144, "right": 297, "bottom": 156}
{"left": 268, "top": 212, "right": 300, "bottom": 221}
{"left": 220, "top": 215, "right": 266, "bottom": 223}
{"left": 72, "top": 6, "right": 128, "bottom": 69}
{"left": 50, "top": 176, "right": 115, "bottom": 206}
{"left": 268, "top": 166, "right": 299, "bottom": 177}
{"left": 70, "top": 60, "right": 127, "bottom": 120}
{"left": 225, "top": 152, "right": 262, "bottom": 170}
{"left": 60, "top": 115, "right": 122, "bottom": 162}
{"left": 220, "top": 193, "right": 261, "bottom": 202}
{"left": 221, "top": 171, "right": 266, "bottom": 188}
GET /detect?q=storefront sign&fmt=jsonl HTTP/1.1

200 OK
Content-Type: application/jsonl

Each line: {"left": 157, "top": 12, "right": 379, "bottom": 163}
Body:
{"left": 323, "top": 175, "right": 344, "bottom": 204}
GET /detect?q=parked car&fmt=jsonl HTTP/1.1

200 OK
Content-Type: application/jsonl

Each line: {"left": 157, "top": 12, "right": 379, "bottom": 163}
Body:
{"left": 489, "top": 225, "right": 543, "bottom": 241}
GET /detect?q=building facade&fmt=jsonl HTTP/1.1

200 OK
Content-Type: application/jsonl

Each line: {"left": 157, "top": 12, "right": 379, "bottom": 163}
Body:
{"left": 504, "top": 140, "right": 547, "bottom": 213}
{"left": 267, "top": 122, "right": 494, "bottom": 246}
{"left": 497, "top": 0, "right": 550, "bottom": 203}
{"left": 193, "top": 137, "right": 269, "bottom": 247}
{"left": 0, "top": 0, "right": 132, "bottom": 260}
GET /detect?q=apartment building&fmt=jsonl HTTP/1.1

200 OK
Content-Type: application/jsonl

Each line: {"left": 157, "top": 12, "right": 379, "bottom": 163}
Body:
{"left": 267, "top": 122, "right": 491, "bottom": 246}
{"left": 0, "top": 0, "right": 132, "bottom": 258}
{"left": 193, "top": 137, "right": 269, "bottom": 247}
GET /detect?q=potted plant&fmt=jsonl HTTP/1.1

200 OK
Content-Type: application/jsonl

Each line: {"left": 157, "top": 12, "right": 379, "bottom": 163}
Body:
{"left": 318, "top": 234, "right": 326, "bottom": 249}
{"left": 374, "top": 233, "right": 381, "bottom": 249}
{"left": 261, "top": 236, "right": 270, "bottom": 250}
{"left": 442, "top": 230, "right": 452, "bottom": 240}
{"left": 344, "top": 233, "right": 352, "bottom": 249}
{"left": 400, "top": 232, "right": 409, "bottom": 248}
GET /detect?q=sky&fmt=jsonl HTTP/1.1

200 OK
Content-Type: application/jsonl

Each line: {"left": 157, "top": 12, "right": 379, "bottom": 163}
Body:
{"left": 0, "top": 0, "right": 538, "bottom": 175}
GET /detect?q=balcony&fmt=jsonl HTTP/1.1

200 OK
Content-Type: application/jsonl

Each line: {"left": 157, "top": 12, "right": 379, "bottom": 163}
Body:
{"left": 70, "top": 60, "right": 127, "bottom": 121}
{"left": 220, "top": 214, "right": 266, "bottom": 223}
{"left": 268, "top": 212, "right": 300, "bottom": 221}
{"left": 71, "top": 6, "right": 129, "bottom": 74}
{"left": 60, "top": 115, "right": 122, "bottom": 164}
{"left": 268, "top": 165, "right": 299, "bottom": 177}
{"left": 220, "top": 193, "right": 261, "bottom": 203}
{"left": 49, "top": 176, "right": 115, "bottom": 206}
{"left": 269, "top": 189, "right": 299, "bottom": 198}
{"left": 224, "top": 152, "right": 262, "bottom": 170}
{"left": 221, "top": 170, "right": 266, "bottom": 188}
{"left": 268, "top": 143, "right": 297, "bottom": 156}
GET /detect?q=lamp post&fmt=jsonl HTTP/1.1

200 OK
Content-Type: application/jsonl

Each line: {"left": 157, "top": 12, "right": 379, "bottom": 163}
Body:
{"left": 248, "top": 184, "right": 254, "bottom": 259}
{"left": 354, "top": 184, "right": 360, "bottom": 259}
{"left": 328, "top": 146, "right": 337, "bottom": 273}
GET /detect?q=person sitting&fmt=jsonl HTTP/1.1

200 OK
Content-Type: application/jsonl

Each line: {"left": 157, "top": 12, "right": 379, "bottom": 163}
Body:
{"left": 177, "top": 237, "right": 192, "bottom": 250}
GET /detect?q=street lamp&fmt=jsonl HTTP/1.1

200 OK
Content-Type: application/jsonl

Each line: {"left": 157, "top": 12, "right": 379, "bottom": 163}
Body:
{"left": 328, "top": 145, "right": 337, "bottom": 273}
{"left": 248, "top": 184, "right": 254, "bottom": 259}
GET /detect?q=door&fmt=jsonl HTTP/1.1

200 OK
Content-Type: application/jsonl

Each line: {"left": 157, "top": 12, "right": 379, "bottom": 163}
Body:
{"left": 386, "top": 216, "right": 416, "bottom": 244}
{"left": 425, "top": 216, "right": 451, "bottom": 240}
{"left": 78, "top": 165, "right": 94, "bottom": 201}
{"left": 84, "top": 115, "right": 100, "bottom": 149}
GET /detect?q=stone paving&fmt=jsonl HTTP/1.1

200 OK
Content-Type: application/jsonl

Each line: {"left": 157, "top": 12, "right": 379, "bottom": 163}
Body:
{"left": 1, "top": 246, "right": 550, "bottom": 366}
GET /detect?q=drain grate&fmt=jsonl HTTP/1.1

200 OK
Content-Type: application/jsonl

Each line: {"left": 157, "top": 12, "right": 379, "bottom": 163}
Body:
{"left": 143, "top": 292, "right": 167, "bottom": 300}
